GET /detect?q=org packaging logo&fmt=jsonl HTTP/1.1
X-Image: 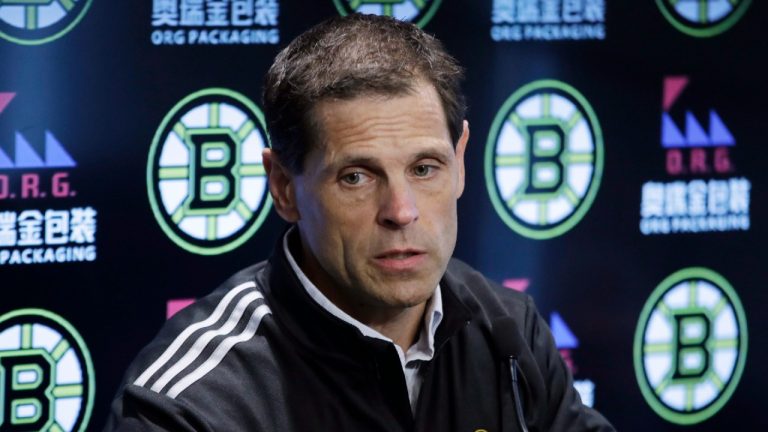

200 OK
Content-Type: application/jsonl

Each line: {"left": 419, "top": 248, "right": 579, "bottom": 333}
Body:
{"left": 485, "top": 80, "right": 603, "bottom": 239}
{"left": 491, "top": 0, "right": 606, "bottom": 42}
{"left": 657, "top": 0, "right": 751, "bottom": 37}
{"left": 147, "top": 88, "right": 272, "bottom": 255}
{"left": 639, "top": 76, "right": 751, "bottom": 235}
{"left": 0, "top": 0, "right": 92, "bottom": 45}
{"left": 332, "top": 0, "right": 442, "bottom": 28}
{"left": 0, "top": 92, "right": 98, "bottom": 266}
{"left": 151, "top": 0, "right": 280, "bottom": 46}
{"left": 634, "top": 268, "right": 747, "bottom": 425}
{"left": 0, "top": 308, "right": 95, "bottom": 431}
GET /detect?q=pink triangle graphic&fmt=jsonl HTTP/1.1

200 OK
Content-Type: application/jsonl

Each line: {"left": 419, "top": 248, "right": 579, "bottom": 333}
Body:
{"left": 663, "top": 76, "right": 688, "bottom": 112}
{"left": 0, "top": 93, "right": 15, "bottom": 115}
{"left": 503, "top": 278, "right": 530, "bottom": 292}
{"left": 167, "top": 298, "right": 196, "bottom": 319}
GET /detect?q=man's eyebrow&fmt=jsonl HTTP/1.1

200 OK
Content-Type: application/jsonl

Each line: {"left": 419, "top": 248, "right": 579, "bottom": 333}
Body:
{"left": 332, "top": 155, "right": 381, "bottom": 168}
{"left": 319, "top": 155, "right": 382, "bottom": 177}
{"left": 325, "top": 147, "right": 454, "bottom": 170}
{"left": 413, "top": 149, "right": 452, "bottom": 162}
{"left": 332, "top": 149, "right": 451, "bottom": 167}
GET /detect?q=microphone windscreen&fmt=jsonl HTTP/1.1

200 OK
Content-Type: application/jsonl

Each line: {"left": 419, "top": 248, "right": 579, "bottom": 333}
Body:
{"left": 491, "top": 317, "right": 523, "bottom": 358}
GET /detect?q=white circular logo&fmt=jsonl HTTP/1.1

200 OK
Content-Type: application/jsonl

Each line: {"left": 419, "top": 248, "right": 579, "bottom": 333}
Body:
{"left": 0, "top": 309, "right": 95, "bottom": 431}
{"left": 147, "top": 88, "right": 272, "bottom": 255}
{"left": 634, "top": 268, "right": 748, "bottom": 424}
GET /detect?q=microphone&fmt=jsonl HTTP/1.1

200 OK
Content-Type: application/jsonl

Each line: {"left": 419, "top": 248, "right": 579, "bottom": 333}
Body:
{"left": 492, "top": 317, "right": 529, "bottom": 432}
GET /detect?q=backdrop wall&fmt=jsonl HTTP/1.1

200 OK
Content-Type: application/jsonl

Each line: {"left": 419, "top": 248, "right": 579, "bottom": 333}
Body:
{"left": 1, "top": 1, "right": 765, "bottom": 430}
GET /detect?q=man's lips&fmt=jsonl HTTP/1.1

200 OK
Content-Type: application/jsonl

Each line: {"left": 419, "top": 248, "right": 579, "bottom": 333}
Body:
{"left": 373, "top": 249, "right": 427, "bottom": 271}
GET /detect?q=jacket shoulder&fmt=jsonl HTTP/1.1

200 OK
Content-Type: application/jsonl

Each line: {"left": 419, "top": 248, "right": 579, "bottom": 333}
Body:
{"left": 106, "top": 260, "right": 286, "bottom": 430}
{"left": 135, "top": 261, "right": 270, "bottom": 365}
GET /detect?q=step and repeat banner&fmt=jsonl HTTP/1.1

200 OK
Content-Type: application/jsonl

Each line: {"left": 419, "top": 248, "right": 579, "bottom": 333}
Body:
{"left": 1, "top": 1, "right": 765, "bottom": 430}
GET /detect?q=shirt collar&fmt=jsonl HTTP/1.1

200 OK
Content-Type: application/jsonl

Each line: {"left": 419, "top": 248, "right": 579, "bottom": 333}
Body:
{"left": 282, "top": 227, "right": 443, "bottom": 366}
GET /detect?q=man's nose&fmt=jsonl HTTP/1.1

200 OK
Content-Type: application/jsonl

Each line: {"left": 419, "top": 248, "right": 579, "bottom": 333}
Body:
{"left": 377, "top": 179, "right": 419, "bottom": 229}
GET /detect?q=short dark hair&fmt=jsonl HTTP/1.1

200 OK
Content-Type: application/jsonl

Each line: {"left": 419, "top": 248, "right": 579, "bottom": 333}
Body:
{"left": 263, "top": 14, "right": 466, "bottom": 173}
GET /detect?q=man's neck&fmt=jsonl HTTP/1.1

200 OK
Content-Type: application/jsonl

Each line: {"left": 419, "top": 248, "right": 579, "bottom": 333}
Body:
{"left": 343, "top": 300, "right": 427, "bottom": 352}
{"left": 303, "top": 264, "right": 428, "bottom": 351}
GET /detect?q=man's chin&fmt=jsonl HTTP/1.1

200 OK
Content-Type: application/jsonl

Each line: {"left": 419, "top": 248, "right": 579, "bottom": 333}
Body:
{"left": 375, "top": 283, "right": 438, "bottom": 309}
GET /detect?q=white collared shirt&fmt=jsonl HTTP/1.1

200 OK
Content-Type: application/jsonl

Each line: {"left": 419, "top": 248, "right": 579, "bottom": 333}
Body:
{"left": 283, "top": 230, "right": 443, "bottom": 412}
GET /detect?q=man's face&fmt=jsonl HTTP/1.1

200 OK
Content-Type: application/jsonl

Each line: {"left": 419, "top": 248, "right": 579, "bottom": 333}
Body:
{"left": 269, "top": 81, "right": 467, "bottom": 316}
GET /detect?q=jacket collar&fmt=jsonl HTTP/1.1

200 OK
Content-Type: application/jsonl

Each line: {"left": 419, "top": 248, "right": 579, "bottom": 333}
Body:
{"left": 265, "top": 226, "right": 473, "bottom": 361}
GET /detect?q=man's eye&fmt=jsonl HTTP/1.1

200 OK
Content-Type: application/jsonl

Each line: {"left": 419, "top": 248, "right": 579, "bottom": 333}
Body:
{"left": 341, "top": 172, "right": 364, "bottom": 185}
{"left": 413, "top": 165, "right": 434, "bottom": 177}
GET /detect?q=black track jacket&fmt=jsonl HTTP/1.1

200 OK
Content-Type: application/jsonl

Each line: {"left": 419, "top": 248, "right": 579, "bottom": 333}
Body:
{"left": 106, "top": 237, "right": 615, "bottom": 431}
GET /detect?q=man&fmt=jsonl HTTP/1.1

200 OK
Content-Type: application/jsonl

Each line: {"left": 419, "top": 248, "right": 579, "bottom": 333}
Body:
{"left": 107, "top": 14, "right": 614, "bottom": 431}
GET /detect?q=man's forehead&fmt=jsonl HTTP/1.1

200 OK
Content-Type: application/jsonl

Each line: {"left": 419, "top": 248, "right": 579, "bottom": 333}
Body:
{"left": 312, "top": 81, "right": 447, "bottom": 132}
{"left": 315, "top": 82, "right": 435, "bottom": 112}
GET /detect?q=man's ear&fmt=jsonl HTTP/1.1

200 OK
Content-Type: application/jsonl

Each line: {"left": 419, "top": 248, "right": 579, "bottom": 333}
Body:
{"left": 454, "top": 120, "right": 469, "bottom": 198}
{"left": 263, "top": 149, "right": 300, "bottom": 222}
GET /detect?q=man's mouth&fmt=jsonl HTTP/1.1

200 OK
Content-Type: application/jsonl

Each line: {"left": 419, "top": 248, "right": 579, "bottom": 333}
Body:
{"left": 373, "top": 249, "right": 427, "bottom": 271}
{"left": 377, "top": 250, "right": 422, "bottom": 259}
{"left": 376, "top": 247, "right": 427, "bottom": 258}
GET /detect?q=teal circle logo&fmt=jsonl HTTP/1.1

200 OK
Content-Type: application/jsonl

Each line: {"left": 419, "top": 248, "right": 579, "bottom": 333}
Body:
{"left": 147, "top": 88, "right": 273, "bottom": 255}
{"left": 0, "top": 0, "right": 93, "bottom": 45}
{"left": 634, "top": 268, "right": 748, "bottom": 425}
{"left": 485, "top": 80, "right": 603, "bottom": 240}
{"left": 657, "top": 0, "right": 751, "bottom": 37}
{"left": 332, "top": 0, "right": 443, "bottom": 28}
{"left": 0, "top": 309, "right": 95, "bottom": 431}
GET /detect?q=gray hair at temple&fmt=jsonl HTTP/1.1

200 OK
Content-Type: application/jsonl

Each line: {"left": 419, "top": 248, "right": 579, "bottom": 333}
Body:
{"left": 262, "top": 13, "right": 466, "bottom": 174}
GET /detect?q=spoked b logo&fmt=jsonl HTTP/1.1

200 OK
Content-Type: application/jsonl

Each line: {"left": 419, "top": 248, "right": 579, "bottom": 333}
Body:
{"left": 332, "top": 0, "right": 443, "bottom": 28}
{"left": 0, "top": 309, "right": 95, "bottom": 431}
{"left": 147, "top": 88, "right": 272, "bottom": 255}
{"left": 656, "top": 0, "right": 751, "bottom": 37}
{"left": 0, "top": 0, "right": 93, "bottom": 45}
{"left": 485, "top": 80, "right": 603, "bottom": 239}
{"left": 634, "top": 268, "right": 748, "bottom": 424}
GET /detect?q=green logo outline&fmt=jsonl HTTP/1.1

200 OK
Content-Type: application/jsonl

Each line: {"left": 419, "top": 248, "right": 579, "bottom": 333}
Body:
{"left": 484, "top": 79, "right": 604, "bottom": 240}
{"left": 633, "top": 267, "right": 748, "bottom": 425}
{"left": 656, "top": 0, "right": 751, "bottom": 38}
{"left": 0, "top": 308, "right": 95, "bottom": 431}
{"left": 331, "top": 0, "right": 443, "bottom": 28}
{"left": 0, "top": 0, "right": 93, "bottom": 46}
{"left": 147, "top": 87, "right": 273, "bottom": 256}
